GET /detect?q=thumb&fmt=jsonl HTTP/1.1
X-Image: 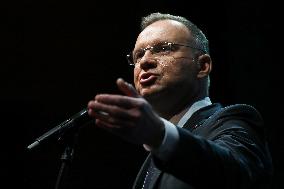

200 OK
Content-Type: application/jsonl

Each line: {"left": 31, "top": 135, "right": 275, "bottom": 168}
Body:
{"left": 116, "top": 78, "right": 139, "bottom": 97}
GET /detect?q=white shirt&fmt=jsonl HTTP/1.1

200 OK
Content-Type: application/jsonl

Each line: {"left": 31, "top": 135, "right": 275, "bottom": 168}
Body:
{"left": 144, "top": 97, "right": 212, "bottom": 161}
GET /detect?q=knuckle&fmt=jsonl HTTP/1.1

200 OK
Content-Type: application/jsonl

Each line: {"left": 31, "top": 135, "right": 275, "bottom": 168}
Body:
{"left": 108, "top": 117, "right": 116, "bottom": 124}
{"left": 136, "top": 98, "right": 147, "bottom": 107}
{"left": 130, "top": 110, "right": 142, "bottom": 120}
{"left": 109, "top": 106, "right": 120, "bottom": 116}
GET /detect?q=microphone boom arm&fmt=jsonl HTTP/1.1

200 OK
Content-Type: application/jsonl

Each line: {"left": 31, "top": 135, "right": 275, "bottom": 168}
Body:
{"left": 27, "top": 109, "right": 91, "bottom": 150}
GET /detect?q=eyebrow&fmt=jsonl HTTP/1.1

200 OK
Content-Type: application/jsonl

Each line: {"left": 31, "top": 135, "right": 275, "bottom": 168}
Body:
{"left": 134, "top": 40, "right": 166, "bottom": 51}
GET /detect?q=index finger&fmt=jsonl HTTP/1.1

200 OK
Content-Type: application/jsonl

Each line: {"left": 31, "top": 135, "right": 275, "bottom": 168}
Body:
{"left": 95, "top": 94, "right": 143, "bottom": 109}
{"left": 116, "top": 78, "right": 140, "bottom": 98}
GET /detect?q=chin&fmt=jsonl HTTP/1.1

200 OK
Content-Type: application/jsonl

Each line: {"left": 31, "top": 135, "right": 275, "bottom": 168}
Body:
{"left": 140, "top": 86, "right": 164, "bottom": 101}
{"left": 139, "top": 86, "right": 157, "bottom": 96}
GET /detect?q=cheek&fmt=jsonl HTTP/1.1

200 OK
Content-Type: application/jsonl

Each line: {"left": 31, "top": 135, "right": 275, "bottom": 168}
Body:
{"left": 159, "top": 59, "right": 181, "bottom": 77}
{"left": 159, "top": 57, "right": 174, "bottom": 70}
{"left": 161, "top": 59, "right": 195, "bottom": 81}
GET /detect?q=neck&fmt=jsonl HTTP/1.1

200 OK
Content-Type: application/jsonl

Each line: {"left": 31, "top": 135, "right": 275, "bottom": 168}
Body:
{"left": 169, "top": 105, "right": 191, "bottom": 125}
{"left": 146, "top": 83, "right": 208, "bottom": 122}
{"left": 150, "top": 93, "right": 207, "bottom": 123}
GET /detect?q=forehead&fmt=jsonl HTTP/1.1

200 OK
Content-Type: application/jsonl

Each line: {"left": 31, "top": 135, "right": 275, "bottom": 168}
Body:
{"left": 135, "top": 20, "right": 191, "bottom": 48}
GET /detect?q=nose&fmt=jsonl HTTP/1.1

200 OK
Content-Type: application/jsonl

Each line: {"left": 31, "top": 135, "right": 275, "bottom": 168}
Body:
{"left": 138, "top": 50, "right": 157, "bottom": 70}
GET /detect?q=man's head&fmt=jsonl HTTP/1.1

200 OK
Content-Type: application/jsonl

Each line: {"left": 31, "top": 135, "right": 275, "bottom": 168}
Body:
{"left": 140, "top": 13, "right": 209, "bottom": 55}
{"left": 130, "top": 12, "right": 212, "bottom": 117}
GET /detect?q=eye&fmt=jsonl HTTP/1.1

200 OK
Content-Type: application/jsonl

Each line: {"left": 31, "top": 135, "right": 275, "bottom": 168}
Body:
{"left": 133, "top": 49, "right": 145, "bottom": 63}
{"left": 152, "top": 43, "right": 172, "bottom": 54}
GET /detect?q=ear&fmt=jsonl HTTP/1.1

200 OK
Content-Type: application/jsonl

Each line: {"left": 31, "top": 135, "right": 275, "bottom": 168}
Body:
{"left": 196, "top": 54, "right": 212, "bottom": 79}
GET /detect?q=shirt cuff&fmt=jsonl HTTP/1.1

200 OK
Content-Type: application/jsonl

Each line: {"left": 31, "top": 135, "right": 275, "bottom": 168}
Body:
{"left": 143, "top": 118, "right": 179, "bottom": 162}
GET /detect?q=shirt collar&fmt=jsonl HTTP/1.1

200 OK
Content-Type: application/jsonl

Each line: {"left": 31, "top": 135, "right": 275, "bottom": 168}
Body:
{"left": 177, "top": 97, "right": 212, "bottom": 127}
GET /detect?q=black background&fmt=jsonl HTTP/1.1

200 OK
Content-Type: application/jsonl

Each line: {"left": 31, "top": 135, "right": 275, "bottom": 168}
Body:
{"left": 2, "top": 0, "right": 283, "bottom": 188}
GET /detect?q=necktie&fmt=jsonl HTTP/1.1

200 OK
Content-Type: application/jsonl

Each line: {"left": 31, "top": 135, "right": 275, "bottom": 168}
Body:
{"left": 142, "top": 159, "right": 160, "bottom": 189}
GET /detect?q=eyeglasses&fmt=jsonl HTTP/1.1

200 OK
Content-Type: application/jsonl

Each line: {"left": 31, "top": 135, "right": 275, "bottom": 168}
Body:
{"left": 126, "top": 41, "right": 205, "bottom": 66}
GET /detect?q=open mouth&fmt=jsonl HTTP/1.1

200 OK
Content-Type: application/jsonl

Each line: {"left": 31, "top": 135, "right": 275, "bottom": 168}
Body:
{"left": 139, "top": 73, "right": 158, "bottom": 86}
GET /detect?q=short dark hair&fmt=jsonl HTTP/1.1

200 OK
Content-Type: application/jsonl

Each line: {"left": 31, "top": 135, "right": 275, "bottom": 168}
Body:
{"left": 141, "top": 12, "right": 209, "bottom": 54}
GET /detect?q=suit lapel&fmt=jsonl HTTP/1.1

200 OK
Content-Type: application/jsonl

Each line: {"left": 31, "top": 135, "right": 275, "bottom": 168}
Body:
{"left": 183, "top": 103, "right": 222, "bottom": 132}
{"left": 132, "top": 154, "right": 151, "bottom": 189}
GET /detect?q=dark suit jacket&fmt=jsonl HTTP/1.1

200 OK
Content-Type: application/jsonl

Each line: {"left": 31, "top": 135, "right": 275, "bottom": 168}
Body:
{"left": 133, "top": 103, "right": 273, "bottom": 189}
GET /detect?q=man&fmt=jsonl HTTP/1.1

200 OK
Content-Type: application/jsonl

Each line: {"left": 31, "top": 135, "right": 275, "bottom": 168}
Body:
{"left": 87, "top": 13, "right": 273, "bottom": 189}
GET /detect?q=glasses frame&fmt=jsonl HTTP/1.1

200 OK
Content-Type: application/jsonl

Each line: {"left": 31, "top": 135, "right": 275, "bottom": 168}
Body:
{"left": 126, "top": 41, "right": 205, "bottom": 66}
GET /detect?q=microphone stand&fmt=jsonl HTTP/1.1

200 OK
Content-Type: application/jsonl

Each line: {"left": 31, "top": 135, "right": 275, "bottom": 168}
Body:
{"left": 27, "top": 109, "right": 94, "bottom": 189}
{"left": 54, "top": 132, "right": 78, "bottom": 189}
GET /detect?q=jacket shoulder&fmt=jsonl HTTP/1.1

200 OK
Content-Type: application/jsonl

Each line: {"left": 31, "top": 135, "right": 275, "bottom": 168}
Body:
{"left": 204, "top": 104, "right": 264, "bottom": 128}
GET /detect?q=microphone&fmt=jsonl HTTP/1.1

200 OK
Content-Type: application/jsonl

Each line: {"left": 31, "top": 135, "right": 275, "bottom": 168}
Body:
{"left": 27, "top": 108, "right": 93, "bottom": 150}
